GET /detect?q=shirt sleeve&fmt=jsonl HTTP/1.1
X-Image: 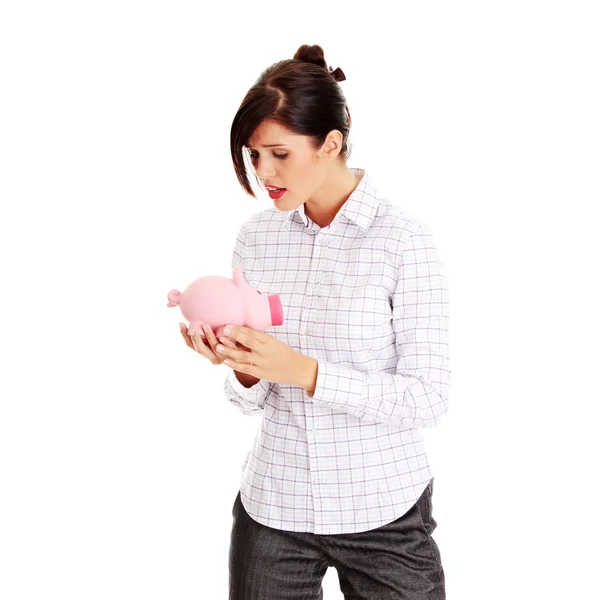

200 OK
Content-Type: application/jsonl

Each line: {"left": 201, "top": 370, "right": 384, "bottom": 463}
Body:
{"left": 222, "top": 222, "right": 272, "bottom": 416}
{"left": 307, "top": 223, "right": 451, "bottom": 429}
{"left": 224, "top": 369, "right": 272, "bottom": 415}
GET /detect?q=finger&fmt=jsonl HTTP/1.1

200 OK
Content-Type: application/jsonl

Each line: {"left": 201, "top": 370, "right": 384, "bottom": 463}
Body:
{"left": 179, "top": 323, "right": 196, "bottom": 350}
{"left": 218, "top": 336, "right": 236, "bottom": 349}
{"left": 241, "top": 325, "right": 267, "bottom": 341}
{"left": 225, "top": 326, "right": 260, "bottom": 351}
{"left": 217, "top": 342, "right": 259, "bottom": 367}
{"left": 188, "top": 326, "right": 214, "bottom": 356}
{"left": 203, "top": 324, "right": 219, "bottom": 346}
{"left": 203, "top": 325, "right": 226, "bottom": 357}
{"left": 218, "top": 336, "right": 249, "bottom": 352}
{"left": 223, "top": 357, "right": 257, "bottom": 374}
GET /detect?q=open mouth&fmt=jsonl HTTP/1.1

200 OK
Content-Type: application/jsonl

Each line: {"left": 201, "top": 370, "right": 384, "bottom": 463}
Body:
{"left": 267, "top": 187, "right": 287, "bottom": 199}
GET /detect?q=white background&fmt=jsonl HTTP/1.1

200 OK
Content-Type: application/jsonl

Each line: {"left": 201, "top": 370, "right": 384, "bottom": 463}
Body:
{"left": 1, "top": 1, "right": 598, "bottom": 598}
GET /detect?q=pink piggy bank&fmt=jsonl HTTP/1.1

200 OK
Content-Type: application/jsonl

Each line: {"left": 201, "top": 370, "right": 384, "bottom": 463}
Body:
{"left": 166, "top": 265, "right": 284, "bottom": 342}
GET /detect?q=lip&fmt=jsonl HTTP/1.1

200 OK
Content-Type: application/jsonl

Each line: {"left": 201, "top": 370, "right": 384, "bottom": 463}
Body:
{"left": 265, "top": 185, "right": 286, "bottom": 191}
{"left": 268, "top": 188, "right": 287, "bottom": 200}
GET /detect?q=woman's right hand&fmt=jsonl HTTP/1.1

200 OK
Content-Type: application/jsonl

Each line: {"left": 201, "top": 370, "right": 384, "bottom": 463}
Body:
{"left": 179, "top": 322, "right": 249, "bottom": 365}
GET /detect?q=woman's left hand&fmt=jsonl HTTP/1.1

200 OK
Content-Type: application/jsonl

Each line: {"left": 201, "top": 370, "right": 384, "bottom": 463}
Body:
{"left": 215, "top": 325, "right": 306, "bottom": 387}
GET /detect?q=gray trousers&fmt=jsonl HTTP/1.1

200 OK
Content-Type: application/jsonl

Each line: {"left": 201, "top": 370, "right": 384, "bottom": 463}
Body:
{"left": 229, "top": 478, "right": 445, "bottom": 599}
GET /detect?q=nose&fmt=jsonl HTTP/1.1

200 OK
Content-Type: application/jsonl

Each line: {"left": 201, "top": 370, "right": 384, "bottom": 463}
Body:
{"left": 256, "top": 164, "right": 276, "bottom": 183}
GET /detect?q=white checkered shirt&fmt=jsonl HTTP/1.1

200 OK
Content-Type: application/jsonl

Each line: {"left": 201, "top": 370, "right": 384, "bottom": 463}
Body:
{"left": 224, "top": 167, "right": 451, "bottom": 534}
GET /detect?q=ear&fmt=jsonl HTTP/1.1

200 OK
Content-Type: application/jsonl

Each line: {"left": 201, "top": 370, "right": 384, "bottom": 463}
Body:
{"left": 323, "top": 130, "right": 343, "bottom": 158}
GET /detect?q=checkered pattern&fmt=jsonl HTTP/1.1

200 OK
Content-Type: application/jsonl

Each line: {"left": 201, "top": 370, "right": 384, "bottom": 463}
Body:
{"left": 223, "top": 168, "right": 451, "bottom": 534}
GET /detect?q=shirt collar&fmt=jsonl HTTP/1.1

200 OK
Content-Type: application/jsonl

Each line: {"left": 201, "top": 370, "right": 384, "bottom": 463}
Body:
{"left": 283, "top": 168, "right": 381, "bottom": 233}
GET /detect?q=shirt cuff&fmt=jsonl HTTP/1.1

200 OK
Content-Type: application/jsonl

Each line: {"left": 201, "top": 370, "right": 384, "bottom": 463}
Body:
{"left": 227, "top": 368, "right": 270, "bottom": 400}
{"left": 308, "top": 360, "right": 365, "bottom": 411}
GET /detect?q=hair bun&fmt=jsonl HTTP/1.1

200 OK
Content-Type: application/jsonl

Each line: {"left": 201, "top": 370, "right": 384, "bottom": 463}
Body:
{"left": 293, "top": 44, "right": 345, "bottom": 82}
{"left": 293, "top": 44, "right": 327, "bottom": 70}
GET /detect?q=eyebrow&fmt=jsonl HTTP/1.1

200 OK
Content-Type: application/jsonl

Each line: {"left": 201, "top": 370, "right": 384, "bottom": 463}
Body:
{"left": 247, "top": 143, "right": 290, "bottom": 149}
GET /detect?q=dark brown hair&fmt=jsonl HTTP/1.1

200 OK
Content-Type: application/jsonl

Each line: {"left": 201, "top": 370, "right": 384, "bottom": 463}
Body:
{"left": 230, "top": 44, "right": 353, "bottom": 198}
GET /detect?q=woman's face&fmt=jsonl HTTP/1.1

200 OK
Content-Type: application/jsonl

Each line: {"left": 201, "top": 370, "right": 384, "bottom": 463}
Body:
{"left": 246, "top": 119, "right": 338, "bottom": 210}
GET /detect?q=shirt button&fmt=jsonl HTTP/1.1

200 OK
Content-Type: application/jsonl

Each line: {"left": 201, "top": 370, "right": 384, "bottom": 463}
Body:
{"left": 312, "top": 478, "right": 319, "bottom": 485}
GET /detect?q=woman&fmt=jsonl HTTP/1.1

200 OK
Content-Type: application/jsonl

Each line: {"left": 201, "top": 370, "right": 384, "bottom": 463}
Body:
{"left": 182, "top": 43, "right": 451, "bottom": 600}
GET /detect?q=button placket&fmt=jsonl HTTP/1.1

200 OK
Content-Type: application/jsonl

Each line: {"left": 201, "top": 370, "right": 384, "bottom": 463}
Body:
{"left": 305, "top": 229, "right": 329, "bottom": 496}
{"left": 301, "top": 235, "right": 323, "bottom": 338}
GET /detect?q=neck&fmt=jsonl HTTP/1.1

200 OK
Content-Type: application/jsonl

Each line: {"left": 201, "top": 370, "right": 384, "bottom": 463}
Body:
{"left": 305, "top": 165, "right": 363, "bottom": 228}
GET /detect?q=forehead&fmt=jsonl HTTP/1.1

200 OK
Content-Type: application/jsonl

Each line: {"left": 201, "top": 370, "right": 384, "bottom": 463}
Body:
{"left": 247, "top": 120, "right": 294, "bottom": 148}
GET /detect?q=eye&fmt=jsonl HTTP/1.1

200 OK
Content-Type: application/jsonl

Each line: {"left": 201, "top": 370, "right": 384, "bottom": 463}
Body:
{"left": 249, "top": 152, "right": 288, "bottom": 160}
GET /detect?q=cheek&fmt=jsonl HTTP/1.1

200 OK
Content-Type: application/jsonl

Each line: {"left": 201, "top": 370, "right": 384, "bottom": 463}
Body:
{"left": 288, "top": 162, "right": 313, "bottom": 189}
